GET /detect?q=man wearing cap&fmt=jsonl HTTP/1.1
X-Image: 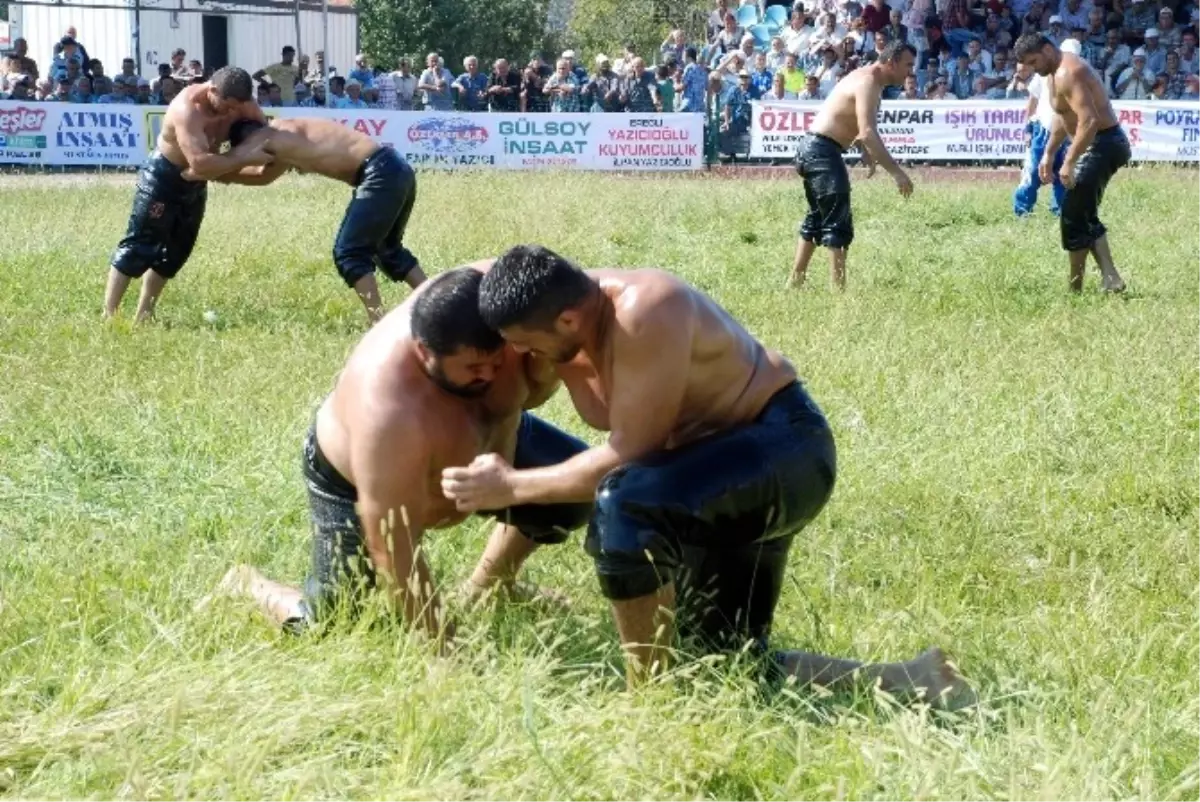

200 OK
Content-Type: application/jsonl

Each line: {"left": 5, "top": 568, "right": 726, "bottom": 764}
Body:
{"left": 1140, "top": 27, "right": 1166, "bottom": 73}
{"left": 1014, "top": 44, "right": 1070, "bottom": 217}
{"left": 135, "top": 78, "right": 152, "bottom": 104}
{"left": 1155, "top": 7, "right": 1181, "bottom": 49}
{"left": 1046, "top": 15, "right": 1068, "bottom": 45}
{"left": 562, "top": 50, "right": 589, "bottom": 85}
{"left": 1116, "top": 47, "right": 1155, "bottom": 97}
{"left": 1014, "top": 33, "right": 1130, "bottom": 293}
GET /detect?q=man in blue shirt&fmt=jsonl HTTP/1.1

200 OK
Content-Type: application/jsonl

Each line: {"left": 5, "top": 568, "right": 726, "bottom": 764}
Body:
{"left": 454, "top": 56, "right": 489, "bottom": 111}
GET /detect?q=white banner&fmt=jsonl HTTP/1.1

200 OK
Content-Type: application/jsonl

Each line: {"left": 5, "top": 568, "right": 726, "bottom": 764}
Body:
{"left": 0, "top": 101, "right": 706, "bottom": 171}
{"left": 750, "top": 99, "right": 1200, "bottom": 163}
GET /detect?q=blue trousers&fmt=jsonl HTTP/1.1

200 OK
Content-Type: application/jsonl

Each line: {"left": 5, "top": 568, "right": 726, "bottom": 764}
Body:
{"left": 1014, "top": 122, "right": 1066, "bottom": 217}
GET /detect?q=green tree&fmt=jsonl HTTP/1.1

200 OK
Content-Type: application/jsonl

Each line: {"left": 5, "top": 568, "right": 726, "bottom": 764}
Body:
{"left": 356, "top": 0, "right": 558, "bottom": 73}
{"left": 565, "top": 0, "right": 710, "bottom": 65}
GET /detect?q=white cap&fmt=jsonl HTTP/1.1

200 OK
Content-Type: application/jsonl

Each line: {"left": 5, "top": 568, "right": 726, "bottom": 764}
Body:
{"left": 1144, "top": 27, "right": 1159, "bottom": 37}
{"left": 1049, "top": 14, "right": 1062, "bottom": 23}
{"left": 1133, "top": 46, "right": 1147, "bottom": 56}
{"left": 1061, "top": 39, "right": 1081, "bottom": 54}
{"left": 562, "top": 49, "right": 576, "bottom": 59}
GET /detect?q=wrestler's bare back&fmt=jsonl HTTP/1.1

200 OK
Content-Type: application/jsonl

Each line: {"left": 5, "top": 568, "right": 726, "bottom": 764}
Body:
{"left": 316, "top": 263, "right": 543, "bottom": 527}
{"left": 1047, "top": 52, "right": 1119, "bottom": 134}
{"left": 158, "top": 84, "right": 251, "bottom": 169}
{"left": 560, "top": 268, "right": 797, "bottom": 447}
{"left": 251, "top": 118, "right": 380, "bottom": 185}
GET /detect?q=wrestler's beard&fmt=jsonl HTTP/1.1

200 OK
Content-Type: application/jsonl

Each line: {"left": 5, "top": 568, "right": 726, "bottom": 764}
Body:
{"left": 428, "top": 363, "right": 491, "bottom": 398}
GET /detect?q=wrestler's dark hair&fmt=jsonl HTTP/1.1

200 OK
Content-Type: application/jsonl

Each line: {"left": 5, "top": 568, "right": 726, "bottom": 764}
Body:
{"left": 412, "top": 268, "right": 504, "bottom": 356}
{"left": 1013, "top": 33, "right": 1054, "bottom": 60}
{"left": 210, "top": 66, "right": 254, "bottom": 102}
{"left": 877, "top": 40, "right": 917, "bottom": 64}
{"left": 228, "top": 118, "right": 266, "bottom": 146}
{"left": 478, "top": 245, "right": 593, "bottom": 331}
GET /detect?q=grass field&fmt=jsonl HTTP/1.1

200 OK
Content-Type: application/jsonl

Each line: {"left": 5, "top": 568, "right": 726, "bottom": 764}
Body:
{"left": 0, "top": 166, "right": 1197, "bottom": 800}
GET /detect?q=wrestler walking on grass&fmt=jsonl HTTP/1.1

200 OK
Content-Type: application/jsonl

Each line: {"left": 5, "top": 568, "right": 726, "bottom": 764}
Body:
{"left": 787, "top": 41, "right": 916, "bottom": 291}
{"left": 442, "top": 245, "right": 975, "bottom": 708}
{"left": 1014, "top": 33, "right": 1130, "bottom": 293}
{"left": 103, "top": 66, "right": 269, "bottom": 322}
{"left": 208, "top": 118, "right": 427, "bottom": 324}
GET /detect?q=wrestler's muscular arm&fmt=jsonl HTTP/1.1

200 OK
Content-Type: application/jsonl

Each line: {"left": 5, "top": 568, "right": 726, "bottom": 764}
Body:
{"left": 172, "top": 105, "right": 270, "bottom": 181}
{"left": 350, "top": 413, "right": 449, "bottom": 644}
{"left": 507, "top": 293, "right": 694, "bottom": 505}
{"left": 854, "top": 79, "right": 913, "bottom": 197}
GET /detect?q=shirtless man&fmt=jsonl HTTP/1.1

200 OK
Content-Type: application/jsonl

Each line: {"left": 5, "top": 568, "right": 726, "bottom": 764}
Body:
{"left": 787, "top": 41, "right": 916, "bottom": 291}
{"left": 104, "top": 66, "right": 269, "bottom": 322}
{"left": 210, "top": 266, "right": 591, "bottom": 644}
{"left": 441, "top": 245, "right": 974, "bottom": 708}
{"left": 1014, "top": 33, "right": 1129, "bottom": 293}
{"left": 206, "top": 118, "right": 426, "bottom": 325}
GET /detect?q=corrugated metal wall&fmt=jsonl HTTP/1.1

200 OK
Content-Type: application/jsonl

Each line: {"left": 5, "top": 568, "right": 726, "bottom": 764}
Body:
{"left": 11, "top": 0, "right": 133, "bottom": 75}
{"left": 10, "top": 1, "right": 356, "bottom": 81}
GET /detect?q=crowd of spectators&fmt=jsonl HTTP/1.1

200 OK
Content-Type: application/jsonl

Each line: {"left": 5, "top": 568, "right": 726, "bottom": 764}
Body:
{"left": 2, "top": 1, "right": 1195, "bottom": 137}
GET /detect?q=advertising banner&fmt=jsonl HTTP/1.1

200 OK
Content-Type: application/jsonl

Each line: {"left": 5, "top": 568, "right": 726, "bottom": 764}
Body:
{"left": 750, "top": 99, "right": 1199, "bottom": 163}
{"left": 0, "top": 101, "right": 707, "bottom": 171}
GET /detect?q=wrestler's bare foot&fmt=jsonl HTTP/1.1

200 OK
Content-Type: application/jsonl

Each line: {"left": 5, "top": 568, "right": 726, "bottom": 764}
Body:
{"left": 904, "top": 647, "right": 977, "bottom": 711}
{"left": 1101, "top": 273, "right": 1127, "bottom": 293}
{"left": 194, "top": 565, "right": 258, "bottom": 612}
{"left": 459, "top": 578, "right": 571, "bottom": 612}
{"left": 786, "top": 271, "right": 806, "bottom": 289}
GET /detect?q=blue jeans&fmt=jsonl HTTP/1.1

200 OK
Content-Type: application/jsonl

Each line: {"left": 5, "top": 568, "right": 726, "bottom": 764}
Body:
{"left": 1013, "top": 122, "right": 1066, "bottom": 217}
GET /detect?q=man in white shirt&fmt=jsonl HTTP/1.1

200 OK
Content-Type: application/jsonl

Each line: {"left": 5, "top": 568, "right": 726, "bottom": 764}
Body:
{"left": 1115, "top": 48, "right": 1155, "bottom": 98}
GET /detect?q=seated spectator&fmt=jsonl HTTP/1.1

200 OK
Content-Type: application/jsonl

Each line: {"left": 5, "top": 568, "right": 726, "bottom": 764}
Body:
{"left": 1182, "top": 73, "right": 1200, "bottom": 100}
{"left": 1163, "top": 50, "right": 1187, "bottom": 98}
{"left": 1148, "top": 71, "right": 1169, "bottom": 99}
{"left": 1140, "top": 28, "right": 1166, "bottom": 73}
{"left": 117, "top": 57, "right": 138, "bottom": 84}
{"left": 749, "top": 51, "right": 774, "bottom": 96}
{"left": 454, "top": 55, "right": 489, "bottom": 111}
{"left": 97, "top": 75, "right": 135, "bottom": 103}
{"left": 980, "top": 12, "right": 1012, "bottom": 53}
{"left": 811, "top": 46, "right": 842, "bottom": 94}
{"left": 562, "top": 50, "right": 588, "bottom": 85}
{"left": 764, "top": 70, "right": 795, "bottom": 99}
{"left": 949, "top": 52, "right": 974, "bottom": 97}
{"left": 714, "top": 14, "right": 744, "bottom": 57}
{"left": 419, "top": 52, "right": 454, "bottom": 110}
{"left": 1044, "top": 15, "right": 1068, "bottom": 45}
{"left": 1059, "top": 0, "right": 1090, "bottom": 31}
{"left": 965, "top": 38, "right": 992, "bottom": 72}
{"left": 766, "top": 36, "right": 788, "bottom": 71}
{"left": 1116, "top": 48, "right": 1155, "bottom": 97}
{"left": 1155, "top": 6, "right": 1181, "bottom": 49}
{"left": 326, "top": 75, "right": 347, "bottom": 104}
{"left": 900, "top": 72, "right": 922, "bottom": 98}
{"left": 70, "top": 75, "right": 92, "bottom": 102}
{"left": 487, "top": 58, "right": 522, "bottom": 111}
{"left": 35, "top": 78, "right": 54, "bottom": 100}
{"left": 256, "top": 82, "right": 271, "bottom": 106}
{"left": 1122, "top": 0, "right": 1156, "bottom": 48}
{"left": 798, "top": 72, "right": 825, "bottom": 99}
{"left": 89, "top": 61, "right": 113, "bottom": 97}
{"left": 921, "top": 19, "right": 953, "bottom": 67}
{"left": 135, "top": 77, "right": 152, "bottom": 104}
{"left": 1006, "top": 66, "right": 1031, "bottom": 97}
{"left": 925, "top": 74, "right": 950, "bottom": 97}
{"left": 661, "top": 29, "right": 689, "bottom": 65}
{"left": 267, "top": 83, "right": 286, "bottom": 107}
{"left": 839, "top": 36, "right": 862, "bottom": 72}
{"left": 339, "top": 78, "right": 368, "bottom": 108}
{"left": 348, "top": 53, "right": 374, "bottom": 89}
{"left": 51, "top": 76, "right": 71, "bottom": 101}
{"left": 861, "top": 0, "right": 891, "bottom": 33}
{"left": 301, "top": 81, "right": 327, "bottom": 107}
{"left": 809, "top": 13, "right": 846, "bottom": 57}
{"left": 150, "top": 63, "right": 171, "bottom": 95}
{"left": 186, "top": 59, "right": 205, "bottom": 82}
{"left": 655, "top": 63, "right": 675, "bottom": 111}
{"left": 919, "top": 57, "right": 943, "bottom": 92}
{"left": 1083, "top": 9, "right": 1107, "bottom": 50}
{"left": 294, "top": 81, "right": 311, "bottom": 106}
{"left": 974, "top": 73, "right": 1005, "bottom": 97}
{"left": 781, "top": 51, "right": 807, "bottom": 94}
{"left": 862, "top": 29, "right": 891, "bottom": 63}
{"left": 1, "top": 74, "right": 32, "bottom": 100}
{"left": 708, "top": 0, "right": 732, "bottom": 42}
{"left": 1099, "top": 29, "right": 1133, "bottom": 86}
{"left": 545, "top": 58, "right": 581, "bottom": 112}
{"left": 782, "top": 10, "right": 813, "bottom": 56}
{"left": 884, "top": 9, "right": 910, "bottom": 47}
{"left": 1179, "top": 31, "right": 1198, "bottom": 75}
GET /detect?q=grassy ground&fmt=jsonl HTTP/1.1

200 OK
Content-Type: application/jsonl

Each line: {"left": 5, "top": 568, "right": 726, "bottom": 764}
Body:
{"left": 0, "top": 166, "right": 1197, "bottom": 800}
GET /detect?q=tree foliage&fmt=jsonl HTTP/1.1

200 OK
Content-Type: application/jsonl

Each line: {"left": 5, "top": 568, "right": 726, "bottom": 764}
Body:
{"left": 564, "top": 0, "right": 711, "bottom": 65}
{"left": 356, "top": 0, "right": 560, "bottom": 73}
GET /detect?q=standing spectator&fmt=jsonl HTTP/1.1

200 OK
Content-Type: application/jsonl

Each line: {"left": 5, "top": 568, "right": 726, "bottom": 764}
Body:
{"left": 487, "top": 58, "right": 522, "bottom": 111}
{"left": 613, "top": 43, "right": 640, "bottom": 76}
{"left": 306, "top": 51, "right": 332, "bottom": 84}
{"left": 708, "top": 0, "right": 733, "bottom": 41}
{"left": 562, "top": 50, "right": 588, "bottom": 85}
{"left": 389, "top": 58, "right": 418, "bottom": 110}
{"left": 453, "top": 56, "right": 489, "bottom": 111}
{"left": 254, "top": 46, "right": 299, "bottom": 105}
{"left": 619, "top": 58, "right": 660, "bottom": 111}
{"left": 58, "top": 26, "right": 91, "bottom": 67}
{"left": 1155, "top": 7, "right": 1181, "bottom": 49}
{"left": 169, "top": 49, "right": 188, "bottom": 81}
{"left": 50, "top": 37, "right": 85, "bottom": 82}
{"left": 545, "top": 58, "right": 581, "bottom": 112}
{"left": 661, "top": 29, "right": 690, "bottom": 65}
{"left": 3, "top": 39, "right": 39, "bottom": 82}
{"left": 1141, "top": 28, "right": 1166, "bottom": 73}
{"left": 348, "top": 54, "right": 375, "bottom": 89}
{"left": 679, "top": 47, "right": 709, "bottom": 111}
{"left": 655, "top": 64, "right": 676, "bottom": 111}
{"left": 583, "top": 54, "right": 621, "bottom": 111}
{"left": 521, "top": 53, "right": 552, "bottom": 112}
{"left": 722, "top": 69, "right": 753, "bottom": 140}
{"left": 418, "top": 52, "right": 454, "bottom": 110}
